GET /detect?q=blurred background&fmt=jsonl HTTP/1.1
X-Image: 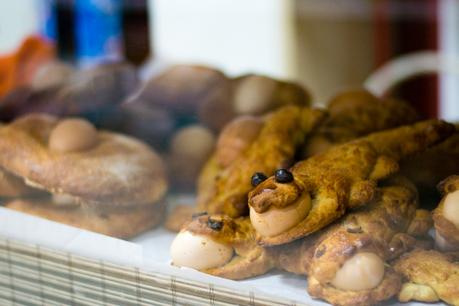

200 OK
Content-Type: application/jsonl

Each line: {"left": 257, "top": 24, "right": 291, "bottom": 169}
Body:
{"left": 1, "top": 0, "right": 457, "bottom": 120}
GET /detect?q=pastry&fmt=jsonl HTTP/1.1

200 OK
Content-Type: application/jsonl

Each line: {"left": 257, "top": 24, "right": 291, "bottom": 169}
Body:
{"left": 170, "top": 214, "right": 275, "bottom": 280}
{"left": 130, "top": 65, "right": 235, "bottom": 131}
{"left": 0, "top": 113, "right": 167, "bottom": 207}
{"left": 5, "top": 199, "right": 164, "bottom": 239}
{"left": 433, "top": 175, "right": 459, "bottom": 252}
{"left": 167, "top": 124, "right": 216, "bottom": 190}
{"left": 198, "top": 106, "right": 326, "bottom": 218}
{"left": 0, "top": 62, "right": 138, "bottom": 125}
{"left": 248, "top": 120, "right": 454, "bottom": 246}
{"left": 401, "top": 128, "right": 459, "bottom": 208}
{"left": 303, "top": 89, "right": 419, "bottom": 157}
{"left": 394, "top": 249, "right": 459, "bottom": 305}
{"left": 275, "top": 177, "right": 432, "bottom": 306}
{"left": 232, "top": 74, "right": 310, "bottom": 116}
{"left": 164, "top": 116, "right": 263, "bottom": 232}
{"left": 0, "top": 168, "right": 38, "bottom": 198}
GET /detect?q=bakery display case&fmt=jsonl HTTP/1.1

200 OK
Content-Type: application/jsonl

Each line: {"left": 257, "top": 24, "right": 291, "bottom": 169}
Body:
{"left": 1, "top": 1, "right": 459, "bottom": 305}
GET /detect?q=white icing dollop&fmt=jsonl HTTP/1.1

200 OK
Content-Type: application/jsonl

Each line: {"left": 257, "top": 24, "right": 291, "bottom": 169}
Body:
{"left": 443, "top": 190, "right": 459, "bottom": 228}
{"left": 170, "top": 231, "right": 233, "bottom": 270}
{"left": 331, "top": 252, "right": 385, "bottom": 291}
{"left": 249, "top": 193, "right": 311, "bottom": 237}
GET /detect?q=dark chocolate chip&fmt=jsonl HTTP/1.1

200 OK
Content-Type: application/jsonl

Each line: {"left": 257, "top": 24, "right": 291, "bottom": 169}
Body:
{"left": 207, "top": 218, "right": 224, "bottom": 231}
{"left": 274, "top": 169, "right": 294, "bottom": 183}
{"left": 251, "top": 172, "right": 268, "bottom": 187}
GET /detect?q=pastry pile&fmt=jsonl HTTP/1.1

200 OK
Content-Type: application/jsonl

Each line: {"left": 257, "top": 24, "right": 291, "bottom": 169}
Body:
{"left": 169, "top": 89, "right": 459, "bottom": 306}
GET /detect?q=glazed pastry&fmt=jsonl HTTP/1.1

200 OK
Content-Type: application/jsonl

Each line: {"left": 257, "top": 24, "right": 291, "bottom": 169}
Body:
{"left": 249, "top": 120, "right": 454, "bottom": 246}
{"left": 275, "top": 177, "right": 431, "bottom": 306}
{"left": 232, "top": 74, "right": 310, "bottom": 116}
{"left": 0, "top": 62, "right": 138, "bottom": 125}
{"left": 5, "top": 199, "right": 164, "bottom": 239}
{"left": 198, "top": 106, "right": 326, "bottom": 218}
{"left": 433, "top": 175, "right": 459, "bottom": 252}
{"left": 401, "top": 128, "right": 459, "bottom": 208}
{"left": 0, "top": 114, "right": 168, "bottom": 208}
{"left": 303, "top": 89, "right": 419, "bottom": 157}
{"left": 394, "top": 249, "right": 459, "bottom": 305}
{"left": 165, "top": 116, "right": 263, "bottom": 232}
{"left": 170, "top": 214, "right": 275, "bottom": 280}
{"left": 131, "top": 65, "right": 235, "bottom": 131}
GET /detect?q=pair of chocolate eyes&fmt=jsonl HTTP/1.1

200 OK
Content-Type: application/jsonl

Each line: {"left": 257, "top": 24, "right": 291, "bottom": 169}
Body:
{"left": 251, "top": 169, "right": 294, "bottom": 187}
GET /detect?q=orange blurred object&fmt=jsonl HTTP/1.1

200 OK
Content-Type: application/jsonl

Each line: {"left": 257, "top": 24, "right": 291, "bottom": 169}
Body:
{"left": 0, "top": 36, "right": 55, "bottom": 98}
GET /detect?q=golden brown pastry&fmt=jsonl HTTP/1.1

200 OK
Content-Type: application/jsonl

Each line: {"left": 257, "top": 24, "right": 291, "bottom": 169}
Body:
{"left": 394, "top": 249, "right": 459, "bottom": 305}
{"left": 5, "top": 199, "right": 164, "bottom": 239}
{"left": 401, "top": 129, "right": 459, "bottom": 208}
{"left": 165, "top": 116, "right": 263, "bottom": 232}
{"left": 433, "top": 175, "right": 459, "bottom": 252}
{"left": 303, "top": 89, "right": 419, "bottom": 157}
{"left": 273, "top": 178, "right": 431, "bottom": 306}
{"left": 0, "top": 114, "right": 168, "bottom": 208}
{"left": 170, "top": 214, "right": 275, "bottom": 280}
{"left": 198, "top": 106, "right": 326, "bottom": 218}
{"left": 214, "top": 116, "right": 264, "bottom": 168}
{"left": 249, "top": 120, "right": 454, "bottom": 246}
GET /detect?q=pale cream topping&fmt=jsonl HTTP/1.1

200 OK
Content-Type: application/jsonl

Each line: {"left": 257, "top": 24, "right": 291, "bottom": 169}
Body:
{"left": 170, "top": 231, "right": 233, "bottom": 270}
{"left": 331, "top": 252, "right": 385, "bottom": 291}
{"left": 249, "top": 193, "right": 311, "bottom": 237}
{"left": 435, "top": 231, "right": 458, "bottom": 252}
{"left": 49, "top": 118, "right": 98, "bottom": 153}
{"left": 233, "top": 75, "right": 277, "bottom": 115}
{"left": 443, "top": 190, "right": 459, "bottom": 228}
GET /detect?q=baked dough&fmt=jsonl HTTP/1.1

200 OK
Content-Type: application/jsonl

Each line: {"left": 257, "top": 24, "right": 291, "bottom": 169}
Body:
{"left": 0, "top": 168, "right": 38, "bottom": 198}
{"left": 198, "top": 106, "right": 326, "bottom": 218}
{"left": 401, "top": 127, "right": 459, "bottom": 208}
{"left": 303, "top": 89, "right": 419, "bottom": 157}
{"left": 275, "top": 177, "right": 432, "bottom": 306}
{"left": 394, "top": 249, "right": 459, "bottom": 306}
{"left": 5, "top": 199, "right": 164, "bottom": 239}
{"left": 171, "top": 215, "right": 275, "bottom": 280}
{"left": 249, "top": 120, "right": 454, "bottom": 246}
{"left": 433, "top": 175, "right": 459, "bottom": 251}
{"left": 0, "top": 113, "right": 168, "bottom": 207}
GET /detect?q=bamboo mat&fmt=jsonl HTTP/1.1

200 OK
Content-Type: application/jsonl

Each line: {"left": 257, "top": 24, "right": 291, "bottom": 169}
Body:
{"left": 0, "top": 236, "right": 303, "bottom": 306}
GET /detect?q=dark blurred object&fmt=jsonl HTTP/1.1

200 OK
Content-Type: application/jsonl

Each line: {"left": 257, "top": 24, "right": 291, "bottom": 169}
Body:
{"left": 0, "top": 62, "right": 138, "bottom": 126}
{"left": 374, "top": 0, "right": 438, "bottom": 118}
{"left": 122, "top": 0, "right": 150, "bottom": 65}
{"left": 401, "top": 127, "right": 459, "bottom": 208}
{"left": 115, "top": 100, "right": 175, "bottom": 149}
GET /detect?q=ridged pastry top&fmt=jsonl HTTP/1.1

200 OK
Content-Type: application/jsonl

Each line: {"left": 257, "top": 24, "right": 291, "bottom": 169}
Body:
{"left": 0, "top": 113, "right": 167, "bottom": 207}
